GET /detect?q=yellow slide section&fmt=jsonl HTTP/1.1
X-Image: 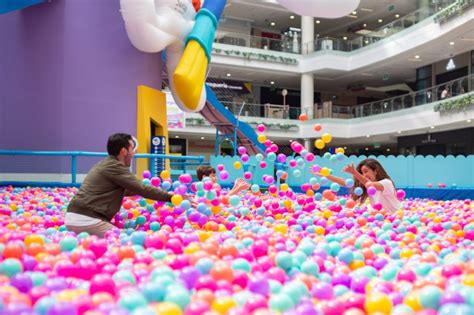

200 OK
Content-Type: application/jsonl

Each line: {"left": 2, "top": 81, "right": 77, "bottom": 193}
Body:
{"left": 173, "top": 40, "right": 207, "bottom": 112}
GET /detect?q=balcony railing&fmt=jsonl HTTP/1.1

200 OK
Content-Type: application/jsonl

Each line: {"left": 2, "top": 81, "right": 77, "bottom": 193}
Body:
{"left": 216, "top": 74, "right": 473, "bottom": 120}
{"left": 214, "top": 0, "right": 463, "bottom": 56}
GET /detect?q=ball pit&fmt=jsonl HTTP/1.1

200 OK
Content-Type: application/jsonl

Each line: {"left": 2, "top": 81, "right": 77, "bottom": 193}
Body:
{"left": 0, "top": 184, "right": 473, "bottom": 315}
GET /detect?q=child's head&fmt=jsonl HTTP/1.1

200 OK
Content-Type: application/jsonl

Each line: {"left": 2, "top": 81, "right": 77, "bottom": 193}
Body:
{"left": 356, "top": 159, "right": 390, "bottom": 182}
{"left": 196, "top": 165, "right": 216, "bottom": 182}
{"left": 352, "top": 159, "right": 393, "bottom": 202}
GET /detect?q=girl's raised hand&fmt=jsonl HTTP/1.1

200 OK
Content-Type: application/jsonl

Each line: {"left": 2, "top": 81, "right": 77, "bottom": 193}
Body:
{"left": 343, "top": 163, "right": 356, "bottom": 175}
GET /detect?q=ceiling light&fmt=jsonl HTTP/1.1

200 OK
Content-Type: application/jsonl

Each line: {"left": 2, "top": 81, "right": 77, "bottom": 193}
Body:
{"left": 363, "top": 23, "right": 367, "bottom": 27}
{"left": 397, "top": 131, "right": 402, "bottom": 134}
{"left": 365, "top": 148, "right": 369, "bottom": 151}
{"left": 415, "top": 55, "right": 420, "bottom": 59}
{"left": 387, "top": 148, "right": 391, "bottom": 152}
{"left": 290, "top": 15, "right": 295, "bottom": 19}
{"left": 289, "top": 139, "right": 293, "bottom": 142}
{"left": 467, "top": 119, "right": 472, "bottom": 122}
{"left": 378, "top": 19, "right": 383, "bottom": 23}
{"left": 226, "top": 73, "right": 231, "bottom": 77}
{"left": 270, "top": 22, "right": 275, "bottom": 26}
{"left": 343, "top": 36, "right": 348, "bottom": 40}
{"left": 352, "top": 11, "right": 357, "bottom": 15}
{"left": 449, "top": 41, "right": 455, "bottom": 45}
{"left": 395, "top": 14, "right": 400, "bottom": 18}
{"left": 175, "top": 135, "right": 179, "bottom": 138}
{"left": 200, "top": 137, "right": 205, "bottom": 140}
{"left": 430, "top": 126, "right": 435, "bottom": 129}
{"left": 316, "top": 20, "right": 321, "bottom": 24}
{"left": 365, "top": 40, "right": 369, "bottom": 44}
{"left": 360, "top": 8, "right": 374, "bottom": 12}
{"left": 366, "top": 135, "right": 370, "bottom": 138}
{"left": 270, "top": 81, "right": 275, "bottom": 85}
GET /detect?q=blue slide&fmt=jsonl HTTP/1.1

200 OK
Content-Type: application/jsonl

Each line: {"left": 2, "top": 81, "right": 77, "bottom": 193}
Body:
{"left": 201, "top": 84, "right": 266, "bottom": 155}
{"left": 0, "top": 0, "right": 44, "bottom": 14}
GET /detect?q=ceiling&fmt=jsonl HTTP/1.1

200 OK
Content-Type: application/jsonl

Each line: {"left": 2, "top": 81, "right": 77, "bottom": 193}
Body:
{"left": 223, "top": 0, "right": 419, "bottom": 39}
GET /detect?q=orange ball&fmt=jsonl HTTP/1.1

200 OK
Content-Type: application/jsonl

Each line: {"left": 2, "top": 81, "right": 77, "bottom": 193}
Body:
{"left": 313, "top": 124, "right": 322, "bottom": 132}
{"left": 3, "top": 243, "right": 23, "bottom": 259}
{"left": 323, "top": 189, "right": 336, "bottom": 201}
{"left": 346, "top": 199, "right": 356, "bottom": 209}
{"left": 210, "top": 261, "right": 234, "bottom": 282}
{"left": 117, "top": 246, "right": 136, "bottom": 261}
{"left": 218, "top": 244, "right": 238, "bottom": 258}
{"left": 299, "top": 113, "right": 308, "bottom": 121}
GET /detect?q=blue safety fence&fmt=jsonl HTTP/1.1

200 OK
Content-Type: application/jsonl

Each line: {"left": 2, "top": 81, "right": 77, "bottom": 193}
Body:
{"left": 0, "top": 150, "right": 205, "bottom": 187}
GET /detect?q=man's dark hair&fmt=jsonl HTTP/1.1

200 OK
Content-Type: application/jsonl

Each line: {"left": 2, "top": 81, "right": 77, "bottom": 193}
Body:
{"left": 107, "top": 133, "right": 133, "bottom": 156}
{"left": 196, "top": 165, "right": 216, "bottom": 181}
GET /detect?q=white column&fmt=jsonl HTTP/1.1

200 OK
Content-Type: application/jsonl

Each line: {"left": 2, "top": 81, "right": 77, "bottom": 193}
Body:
{"left": 301, "top": 16, "right": 314, "bottom": 54}
{"left": 304, "top": 139, "right": 312, "bottom": 152}
{"left": 301, "top": 73, "right": 314, "bottom": 119}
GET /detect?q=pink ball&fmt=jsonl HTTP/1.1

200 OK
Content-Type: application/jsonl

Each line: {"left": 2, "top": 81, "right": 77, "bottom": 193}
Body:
{"left": 203, "top": 182, "right": 213, "bottom": 190}
{"left": 217, "top": 164, "right": 225, "bottom": 172}
{"left": 150, "top": 177, "right": 161, "bottom": 187}
{"left": 265, "top": 176, "right": 275, "bottom": 185}
{"left": 264, "top": 140, "right": 273, "bottom": 147}
{"left": 89, "top": 274, "right": 116, "bottom": 295}
{"left": 142, "top": 170, "right": 151, "bottom": 179}
{"left": 257, "top": 124, "right": 266, "bottom": 133}
{"left": 241, "top": 154, "right": 250, "bottom": 163}
{"left": 270, "top": 144, "right": 279, "bottom": 152}
{"left": 312, "top": 164, "right": 321, "bottom": 173}
{"left": 259, "top": 161, "right": 267, "bottom": 169}
{"left": 238, "top": 146, "right": 247, "bottom": 155}
{"left": 89, "top": 239, "right": 108, "bottom": 258}
{"left": 306, "top": 153, "right": 315, "bottom": 162}
{"left": 244, "top": 172, "right": 252, "bottom": 180}
{"left": 277, "top": 154, "right": 287, "bottom": 163}
{"left": 185, "top": 301, "right": 210, "bottom": 315}
{"left": 396, "top": 189, "right": 406, "bottom": 200}
{"left": 219, "top": 170, "right": 230, "bottom": 181}
{"left": 367, "top": 186, "right": 377, "bottom": 196}
{"left": 289, "top": 160, "right": 297, "bottom": 168}
{"left": 268, "top": 186, "right": 277, "bottom": 194}
{"left": 179, "top": 174, "right": 192, "bottom": 184}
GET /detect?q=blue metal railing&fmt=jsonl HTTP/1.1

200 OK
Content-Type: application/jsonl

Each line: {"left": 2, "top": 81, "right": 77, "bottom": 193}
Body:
{"left": 0, "top": 150, "right": 205, "bottom": 187}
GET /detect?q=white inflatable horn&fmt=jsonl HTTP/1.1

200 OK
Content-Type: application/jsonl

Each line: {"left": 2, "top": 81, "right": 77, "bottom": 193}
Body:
{"left": 277, "top": 0, "right": 360, "bottom": 18}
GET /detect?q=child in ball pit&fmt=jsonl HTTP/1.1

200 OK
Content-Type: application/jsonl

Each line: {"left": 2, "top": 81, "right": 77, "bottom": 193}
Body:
{"left": 314, "top": 158, "right": 402, "bottom": 212}
{"left": 196, "top": 165, "right": 250, "bottom": 196}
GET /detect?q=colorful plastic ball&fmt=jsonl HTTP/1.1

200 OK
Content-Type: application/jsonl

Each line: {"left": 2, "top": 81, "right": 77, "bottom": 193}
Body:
{"left": 364, "top": 293, "right": 392, "bottom": 314}
{"left": 60, "top": 236, "right": 78, "bottom": 252}
{"left": 299, "top": 113, "right": 308, "bottom": 121}
{"left": 315, "top": 139, "right": 325, "bottom": 150}
{"left": 171, "top": 194, "right": 183, "bottom": 206}
{"left": 330, "top": 183, "right": 340, "bottom": 192}
{"left": 322, "top": 133, "right": 332, "bottom": 143}
{"left": 238, "top": 146, "right": 247, "bottom": 155}
{"left": 396, "top": 189, "right": 406, "bottom": 200}
{"left": 419, "top": 285, "right": 443, "bottom": 309}
{"left": 143, "top": 170, "right": 151, "bottom": 179}
{"left": 277, "top": 154, "right": 287, "bottom": 163}
{"left": 258, "top": 134, "right": 267, "bottom": 143}
{"left": 257, "top": 124, "right": 266, "bottom": 133}
{"left": 367, "top": 186, "right": 377, "bottom": 196}
{"left": 313, "top": 124, "right": 322, "bottom": 132}
{"left": 241, "top": 154, "right": 250, "bottom": 163}
{"left": 244, "top": 172, "right": 252, "bottom": 180}
{"left": 320, "top": 167, "right": 330, "bottom": 177}
{"left": 345, "top": 178, "right": 354, "bottom": 187}
{"left": 256, "top": 153, "right": 264, "bottom": 161}
{"left": 354, "top": 187, "right": 363, "bottom": 196}
{"left": 219, "top": 171, "right": 230, "bottom": 181}
{"left": 161, "top": 170, "right": 170, "bottom": 179}
{"left": 275, "top": 251, "right": 293, "bottom": 270}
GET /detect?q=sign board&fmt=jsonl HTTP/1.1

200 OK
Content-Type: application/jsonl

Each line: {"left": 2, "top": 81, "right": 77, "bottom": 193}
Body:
{"left": 150, "top": 136, "right": 166, "bottom": 177}
{"left": 164, "top": 91, "right": 185, "bottom": 129}
{"left": 446, "top": 58, "right": 456, "bottom": 71}
{"left": 388, "top": 4, "right": 395, "bottom": 12}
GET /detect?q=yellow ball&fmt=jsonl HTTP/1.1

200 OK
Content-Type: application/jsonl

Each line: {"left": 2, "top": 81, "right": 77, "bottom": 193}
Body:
{"left": 233, "top": 161, "right": 242, "bottom": 169}
{"left": 171, "top": 195, "right": 183, "bottom": 206}
{"left": 212, "top": 297, "right": 237, "bottom": 314}
{"left": 364, "top": 293, "right": 393, "bottom": 314}
{"left": 258, "top": 134, "right": 266, "bottom": 143}
{"left": 274, "top": 224, "right": 288, "bottom": 234}
{"left": 283, "top": 199, "right": 292, "bottom": 208}
{"left": 323, "top": 210, "right": 332, "bottom": 219}
{"left": 322, "top": 133, "right": 332, "bottom": 144}
{"left": 153, "top": 302, "right": 183, "bottom": 315}
{"left": 403, "top": 291, "right": 422, "bottom": 311}
{"left": 350, "top": 260, "right": 365, "bottom": 270}
{"left": 25, "top": 234, "right": 44, "bottom": 247}
{"left": 320, "top": 167, "right": 330, "bottom": 177}
{"left": 281, "top": 183, "right": 289, "bottom": 192}
{"left": 336, "top": 147, "right": 345, "bottom": 154}
{"left": 184, "top": 243, "right": 201, "bottom": 255}
{"left": 315, "top": 139, "right": 325, "bottom": 150}
{"left": 315, "top": 226, "right": 325, "bottom": 235}
{"left": 463, "top": 273, "right": 474, "bottom": 286}
{"left": 160, "top": 170, "right": 170, "bottom": 179}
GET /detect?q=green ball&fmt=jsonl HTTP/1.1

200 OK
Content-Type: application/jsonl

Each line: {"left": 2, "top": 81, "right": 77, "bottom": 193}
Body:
{"left": 232, "top": 258, "right": 251, "bottom": 273}
{"left": 269, "top": 294, "right": 294, "bottom": 312}
{"left": 419, "top": 285, "right": 442, "bottom": 309}
{"left": 119, "top": 292, "right": 147, "bottom": 311}
{"left": 150, "top": 222, "right": 160, "bottom": 231}
{"left": 30, "top": 272, "right": 47, "bottom": 286}
{"left": 59, "top": 236, "right": 77, "bottom": 252}
{"left": 301, "top": 260, "right": 319, "bottom": 277}
{"left": 113, "top": 270, "right": 136, "bottom": 285}
{"left": 165, "top": 288, "right": 191, "bottom": 310}
{"left": 0, "top": 258, "right": 23, "bottom": 277}
{"left": 275, "top": 251, "right": 293, "bottom": 270}
{"left": 136, "top": 215, "right": 146, "bottom": 225}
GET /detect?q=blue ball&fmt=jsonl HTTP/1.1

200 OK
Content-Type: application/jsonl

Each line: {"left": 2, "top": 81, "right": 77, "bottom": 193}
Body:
{"left": 354, "top": 187, "right": 363, "bottom": 196}
{"left": 345, "top": 178, "right": 354, "bottom": 187}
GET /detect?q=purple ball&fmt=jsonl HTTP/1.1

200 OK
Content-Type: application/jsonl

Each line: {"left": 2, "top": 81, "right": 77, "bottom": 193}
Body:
{"left": 179, "top": 266, "right": 201, "bottom": 290}
{"left": 47, "top": 302, "right": 78, "bottom": 315}
{"left": 248, "top": 277, "right": 270, "bottom": 296}
{"left": 440, "top": 291, "right": 465, "bottom": 305}
{"left": 331, "top": 273, "right": 351, "bottom": 287}
{"left": 296, "top": 303, "right": 320, "bottom": 315}
{"left": 45, "top": 278, "right": 68, "bottom": 291}
{"left": 10, "top": 273, "right": 33, "bottom": 293}
{"left": 350, "top": 276, "right": 369, "bottom": 293}
{"left": 311, "top": 282, "right": 334, "bottom": 300}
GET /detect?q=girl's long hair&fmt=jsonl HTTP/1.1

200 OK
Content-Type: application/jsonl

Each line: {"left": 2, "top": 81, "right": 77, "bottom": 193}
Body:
{"left": 351, "top": 159, "right": 394, "bottom": 202}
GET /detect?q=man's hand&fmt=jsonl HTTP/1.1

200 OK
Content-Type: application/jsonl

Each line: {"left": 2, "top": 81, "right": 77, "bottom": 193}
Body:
{"left": 182, "top": 194, "right": 198, "bottom": 207}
